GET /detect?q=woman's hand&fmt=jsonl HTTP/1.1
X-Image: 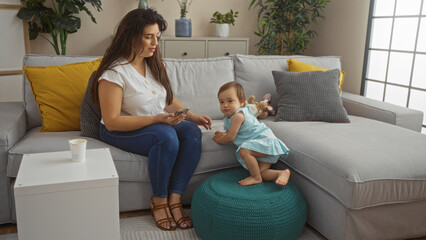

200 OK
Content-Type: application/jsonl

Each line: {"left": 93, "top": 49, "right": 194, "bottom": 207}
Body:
{"left": 164, "top": 98, "right": 211, "bottom": 129}
{"left": 187, "top": 113, "right": 212, "bottom": 130}
{"left": 154, "top": 113, "right": 185, "bottom": 126}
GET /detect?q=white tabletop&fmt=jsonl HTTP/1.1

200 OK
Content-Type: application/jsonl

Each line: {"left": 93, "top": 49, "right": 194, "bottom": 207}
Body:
{"left": 15, "top": 148, "right": 118, "bottom": 196}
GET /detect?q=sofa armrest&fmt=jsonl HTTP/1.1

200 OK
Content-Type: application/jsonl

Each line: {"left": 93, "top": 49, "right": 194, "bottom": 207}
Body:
{"left": 342, "top": 92, "right": 423, "bottom": 132}
{"left": 0, "top": 102, "right": 27, "bottom": 153}
{"left": 0, "top": 102, "right": 27, "bottom": 223}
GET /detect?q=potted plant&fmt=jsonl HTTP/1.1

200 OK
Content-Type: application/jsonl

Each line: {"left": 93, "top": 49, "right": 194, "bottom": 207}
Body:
{"left": 136, "top": 0, "right": 165, "bottom": 9}
{"left": 249, "top": 0, "right": 330, "bottom": 55}
{"left": 17, "top": 0, "right": 102, "bottom": 55}
{"left": 210, "top": 9, "right": 238, "bottom": 38}
{"left": 175, "top": 0, "right": 193, "bottom": 37}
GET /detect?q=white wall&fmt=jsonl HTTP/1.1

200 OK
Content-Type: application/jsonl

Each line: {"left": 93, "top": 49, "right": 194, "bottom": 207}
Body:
{"left": 306, "top": 0, "right": 371, "bottom": 94}
{"left": 3, "top": 0, "right": 371, "bottom": 102}
{"left": 0, "top": 2, "right": 27, "bottom": 102}
{"left": 30, "top": 0, "right": 260, "bottom": 56}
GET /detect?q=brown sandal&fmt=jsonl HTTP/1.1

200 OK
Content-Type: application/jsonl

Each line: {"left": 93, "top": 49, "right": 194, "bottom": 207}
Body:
{"left": 150, "top": 199, "right": 176, "bottom": 231}
{"left": 169, "top": 203, "right": 193, "bottom": 229}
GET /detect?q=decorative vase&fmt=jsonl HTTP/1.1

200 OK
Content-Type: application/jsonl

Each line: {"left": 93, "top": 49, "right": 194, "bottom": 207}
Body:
{"left": 216, "top": 24, "right": 230, "bottom": 37}
{"left": 175, "top": 17, "right": 192, "bottom": 37}
{"left": 138, "top": 0, "right": 148, "bottom": 9}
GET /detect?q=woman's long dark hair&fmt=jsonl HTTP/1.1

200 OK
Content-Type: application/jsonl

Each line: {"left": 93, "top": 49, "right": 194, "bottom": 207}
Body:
{"left": 91, "top": 8, "right": 173, "bottom": 105}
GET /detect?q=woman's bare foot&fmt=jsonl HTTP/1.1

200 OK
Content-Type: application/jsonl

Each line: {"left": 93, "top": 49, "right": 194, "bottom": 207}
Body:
{"left": 239, "top": 176, "right": 262, "bottom": 186}
{"left": 275, "top": 169, "right": 291, "bottom": 186}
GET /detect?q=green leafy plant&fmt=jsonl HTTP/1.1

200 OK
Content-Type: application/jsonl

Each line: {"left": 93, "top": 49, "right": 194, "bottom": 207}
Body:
{"left": 17, "top": 0, "right": 102, "bottom": 55}
{"left": 249, "top": 0, "right": 330, "bottom": 55}
{"left": 177, "top": 0, "right": 193, "bottom": 18}
{"left": 209, "top": 9, "right": 239, "bottom": 25}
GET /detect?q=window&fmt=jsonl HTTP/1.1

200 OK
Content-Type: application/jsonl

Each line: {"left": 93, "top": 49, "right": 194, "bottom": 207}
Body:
{"left": 362, "top": 0, "right": 426, "bottom": 134}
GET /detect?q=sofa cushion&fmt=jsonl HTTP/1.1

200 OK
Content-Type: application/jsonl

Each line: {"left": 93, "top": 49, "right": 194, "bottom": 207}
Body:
{"left": 23, "top": 55, "right": 233, "bottom": 127}
{"left": 263, "top": 116, "right": 426, "bottom": 209}
{"left": 232, "top": 55, "right": 342, "bottom": 110}
{"left": 23, "top": 55, "right": 102, "bottom": 130}
{"left": 7, "top": 120, "right": 239, "bottom": 181}
{"left": 22, "top": 59, "right": 101, "bottom": 132}
{"left": 164, "top": 57, "right": 234, "bottom": 120}
{"left": 80, "top": 71, "right": 101, "bottom": 140}
{"left": 287, "top": 58, "right": 346, "bottom": 92}
{"left": 272, "top": 69, "right": 350, "bottom": 123}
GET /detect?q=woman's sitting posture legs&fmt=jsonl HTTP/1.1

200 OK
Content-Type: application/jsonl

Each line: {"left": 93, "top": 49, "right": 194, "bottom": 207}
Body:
{"left": 168, "top": 121, "right": 202, "bottom": 229}
{"left": 99, "top": 121, "right": 201, "bottom": 230}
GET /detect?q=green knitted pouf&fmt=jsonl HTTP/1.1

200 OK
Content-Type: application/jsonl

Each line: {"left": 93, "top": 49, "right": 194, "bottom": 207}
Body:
{"left": 191, "top": 168, "right": 307, "bottom": 240}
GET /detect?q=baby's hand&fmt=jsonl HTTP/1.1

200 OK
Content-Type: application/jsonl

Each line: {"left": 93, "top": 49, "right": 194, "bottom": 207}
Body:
{"left": 214, "top": 131, "right": 226, "bottom": 137}
{"left": 213, "top": 131, "right": 227, "bottom": 144}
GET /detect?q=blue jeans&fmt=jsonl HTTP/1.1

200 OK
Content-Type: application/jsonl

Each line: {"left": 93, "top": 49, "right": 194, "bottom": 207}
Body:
{"left": 99, "top": 121, "right": 202, "bottom": 198}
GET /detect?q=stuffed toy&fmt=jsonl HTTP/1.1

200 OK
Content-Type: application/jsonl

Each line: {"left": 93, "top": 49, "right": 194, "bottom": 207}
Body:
{"left": 246, "top": 93, "right": 275, "bottom": 119}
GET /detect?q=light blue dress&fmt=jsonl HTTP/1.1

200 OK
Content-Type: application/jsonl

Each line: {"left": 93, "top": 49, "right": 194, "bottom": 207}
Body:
{"left": 224, "top": 106, "right": 290, "bottom": 169}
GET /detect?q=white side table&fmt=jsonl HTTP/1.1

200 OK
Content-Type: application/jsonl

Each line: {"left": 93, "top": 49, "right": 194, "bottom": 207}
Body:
{"left": 14, "top": 148, "right": 120, "bottom": 240}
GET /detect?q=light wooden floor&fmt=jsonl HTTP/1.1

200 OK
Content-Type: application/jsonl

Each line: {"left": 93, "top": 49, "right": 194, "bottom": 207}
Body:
{"left": 0, "top": 223, "right": 16, "bottom": 235}
{"left": 0, "top": 209, "right": 151, "bottom": 235}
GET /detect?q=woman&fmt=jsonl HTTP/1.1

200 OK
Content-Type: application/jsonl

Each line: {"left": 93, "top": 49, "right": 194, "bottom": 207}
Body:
{"left": 90, "top": 8, "right": 212, "bottom": 231}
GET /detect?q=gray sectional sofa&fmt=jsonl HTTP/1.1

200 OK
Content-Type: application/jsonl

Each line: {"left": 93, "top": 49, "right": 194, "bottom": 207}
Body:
{"left": 1, "top": 54, "right": 426, "bottom": 240}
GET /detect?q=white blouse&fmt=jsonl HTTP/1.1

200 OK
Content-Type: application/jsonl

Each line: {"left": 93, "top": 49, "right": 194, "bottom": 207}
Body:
{"left": 99, "top": 59, "right": 167, "bottom": 122}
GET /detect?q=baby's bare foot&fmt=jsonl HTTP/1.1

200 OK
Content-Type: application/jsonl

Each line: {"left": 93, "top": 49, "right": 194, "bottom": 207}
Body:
{"left": 275, "top": 169, "right": 291, "bottom": 186}
{"left": 238, "top": 176, "right": 262, "bottom": 186}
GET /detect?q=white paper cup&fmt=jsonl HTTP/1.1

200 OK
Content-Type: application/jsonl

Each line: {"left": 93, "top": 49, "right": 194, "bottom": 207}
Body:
{"left": 69, "top": 139, "right": 87, "bottom": 162}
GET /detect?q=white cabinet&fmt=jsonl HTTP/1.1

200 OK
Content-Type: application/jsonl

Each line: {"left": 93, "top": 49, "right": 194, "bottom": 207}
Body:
{"left": 160, "top": 36, "right": 249, "bottom": 59}
{"left": 14, "top": 148, "right": 120, "bottom": 240}
{"left": 208, "top": 40, "right": 248, "bottom": 58}
{"left": 163, "top": 39, "right": 206, "bottom": 58}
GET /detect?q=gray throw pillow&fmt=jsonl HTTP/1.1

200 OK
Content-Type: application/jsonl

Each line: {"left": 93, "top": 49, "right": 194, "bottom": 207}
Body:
{"left": 80, "top": 71, "right": 102, "bottom": 139}
{"left": 272, "top": 69, "right": 350, "bottom": 123}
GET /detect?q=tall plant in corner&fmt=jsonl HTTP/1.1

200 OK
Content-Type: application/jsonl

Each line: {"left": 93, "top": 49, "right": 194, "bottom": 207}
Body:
{"left": 249, "top": 0, "right": 330, "bottom": 55}
{"left": 17, "top": 0, "right": 102, "bottom": 55}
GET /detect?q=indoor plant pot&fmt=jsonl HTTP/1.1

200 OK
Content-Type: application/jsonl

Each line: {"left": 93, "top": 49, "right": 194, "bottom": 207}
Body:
{"left": 210, "top": 9, "right": 238, "bottom": 38}
{"left": 175, "top": 17, "right": 192, "bottom": 37}
{"left": 215, "top": 23, "right": 230, "bottom": 37}
{"left": 175, "top": 0, "right": 193, "bottom": 37}
{"left": 138, "top": 0, "right": 148, "bottom": 9}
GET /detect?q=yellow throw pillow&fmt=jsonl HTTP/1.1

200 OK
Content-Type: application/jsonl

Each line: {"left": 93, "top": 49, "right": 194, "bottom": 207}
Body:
{"left": 287, "top": 59, "right": 345, "bottom": 91}
{"left": 23, "top": 58, "right": 102, "bottom": 132}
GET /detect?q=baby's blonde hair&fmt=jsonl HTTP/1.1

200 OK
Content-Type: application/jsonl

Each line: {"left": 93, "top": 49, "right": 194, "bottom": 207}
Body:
{"left": 218, "top": 82, "right": 246, "bottom": 105}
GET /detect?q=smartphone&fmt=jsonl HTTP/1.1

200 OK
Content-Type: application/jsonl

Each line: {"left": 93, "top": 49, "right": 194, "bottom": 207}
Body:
{"left": 175, "top": 107, "right": 189, "bottom": 116}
